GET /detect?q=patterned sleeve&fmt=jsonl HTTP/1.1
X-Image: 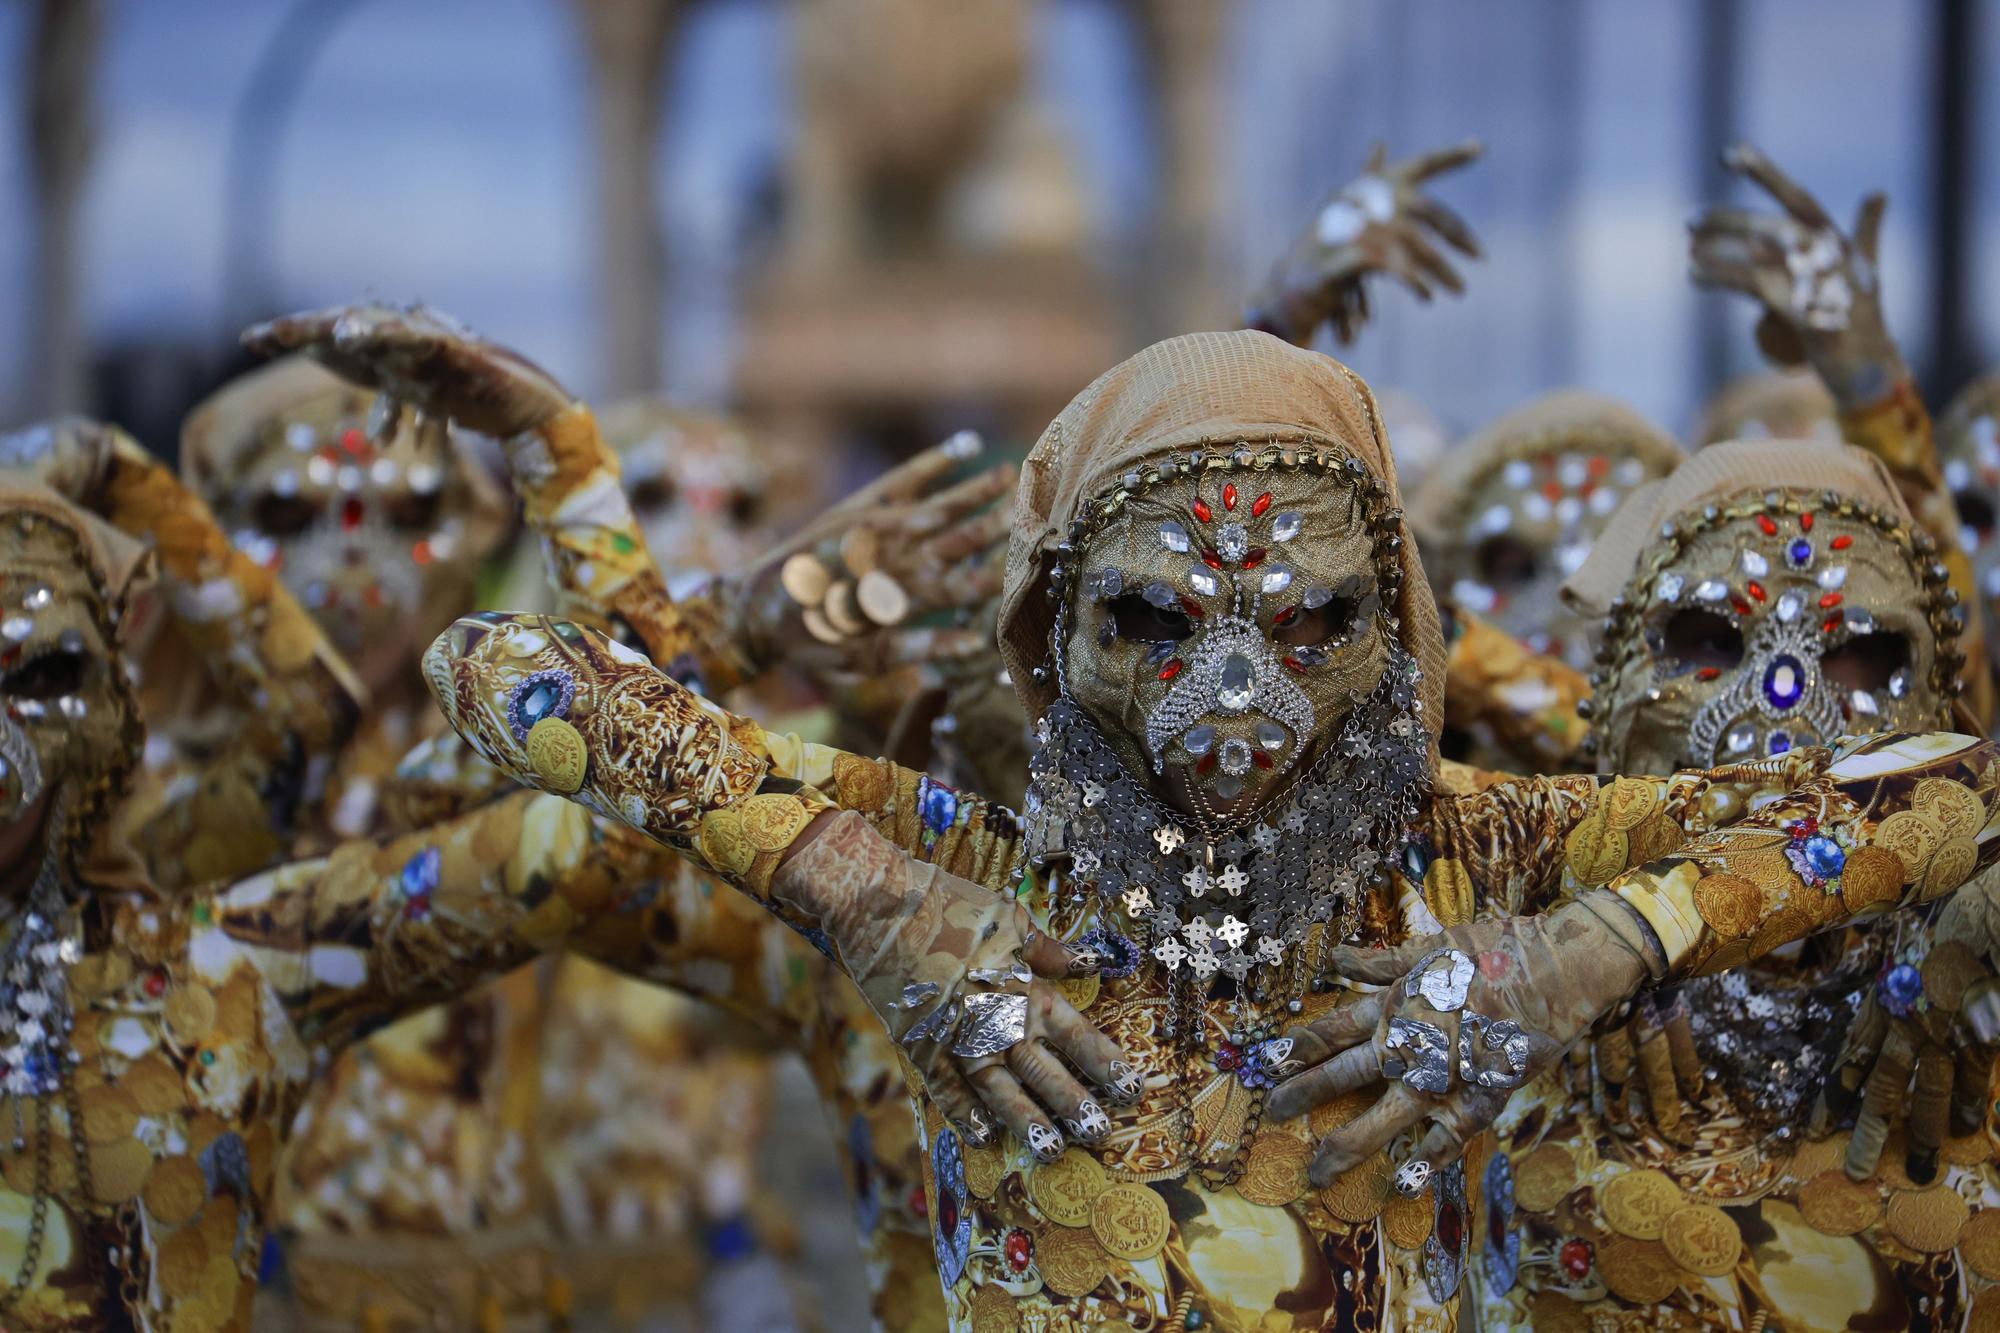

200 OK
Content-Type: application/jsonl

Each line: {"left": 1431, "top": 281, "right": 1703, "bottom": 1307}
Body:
{"left": 197, "top": 787, "right": 653, "bottom": 1054}
{"left": 1440, "top": 605, "right": 1592, "bottom": 769}
{"left": 1592, "top": 732, "right": 2000, "bottom": 980}
{"left": 1838, "top": 379, "right": 1995, "bottom": 727}
{"left": 502, "top": 402, "right": 754, "bottom": 693}
{"left": 424, "top": 610, "right": 1024, "bottom": 901}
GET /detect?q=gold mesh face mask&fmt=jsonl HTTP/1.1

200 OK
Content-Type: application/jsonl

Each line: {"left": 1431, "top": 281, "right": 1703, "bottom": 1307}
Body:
{"left": 1062, "top": 461, "right": 1392, "bottom": 817}
{"left": 1569, "top": 442, "right": 1963, "bottom": 775}
{"left": 182, "top": 357, "right": 507, "bottom": 689}
{"left": 1407, "top": 391, "right": 1684, "bottom": 671}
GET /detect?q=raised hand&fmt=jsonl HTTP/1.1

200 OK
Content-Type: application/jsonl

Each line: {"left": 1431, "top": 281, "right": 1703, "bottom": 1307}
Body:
{"left": 243, "top": 302, "right": 571, "bottom": 439}
{"left": 1688, "top": 144, "right": 1902, "bottom": 402}
{"left": 736, "top": 430, "right": 1015, "bottom": 675}
{"left": 1264, "top": 893, "right": 1657, "bottom": 1192}
{"left": 1245, "top": 140, "right": 1484, "bottom": 346}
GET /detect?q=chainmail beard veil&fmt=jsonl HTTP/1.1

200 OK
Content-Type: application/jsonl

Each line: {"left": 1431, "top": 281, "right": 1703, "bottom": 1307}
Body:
{"left": 997, "top": 329, "right": 1446, "bottom": 773}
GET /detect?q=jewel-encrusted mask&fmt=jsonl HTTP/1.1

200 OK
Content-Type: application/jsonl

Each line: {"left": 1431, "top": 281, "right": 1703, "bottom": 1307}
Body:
{"left": 1409, "top": 395, "right": 1683, "bottom": 671}
{"left": 0, "top": 503, "right": 141, "bottom": 857}
{"left": 185, "top": 360, "right": 507, "bottom": 691}
{"left": 1061, "top": 464, "right": 1390, "bottom": 813}
{"left": 1025, "top": 446, "right": 1430, "bottom": 984}
{"left": 1589, "top": 490, "right": 1956, "bottom": 774}
{"left": 600, "top": 401, "right": 774, "bottom": 585}
{"left": 1939, "top": 375, "right": 2000, "bottom": 654}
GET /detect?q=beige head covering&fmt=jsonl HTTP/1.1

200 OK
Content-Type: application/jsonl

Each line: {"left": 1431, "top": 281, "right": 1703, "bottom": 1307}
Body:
{"left": 1563, "top": 438, "right": 1912, "bottom": 617}
{"left": 1695, "top": 370, "right": 1838, "bottom": 447}
{"left": 996, "top": 329, "right": 1445, "bottom": 764}
{"left": 0, "top": 475, "right": 152, "bottom": 613}
{"left": 1405, "top": 388, "right": 1684, "bottom": 552}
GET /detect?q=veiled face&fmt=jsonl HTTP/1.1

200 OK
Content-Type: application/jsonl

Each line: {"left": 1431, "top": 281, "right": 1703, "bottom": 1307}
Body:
{"left": 0, "top": 515, "right": 133, "bottom": 844}
{"left": 1595, "top": 492, "right": 1948, "bottom": 774}
{"left": 1442, "top": 444, "right": 1667, "bottom": 670}
{"left": 204, "top": 397, "right": 500, "bottom": 692}
{"left": 1061, "top": 465, "right": 1391, "bottom": 819}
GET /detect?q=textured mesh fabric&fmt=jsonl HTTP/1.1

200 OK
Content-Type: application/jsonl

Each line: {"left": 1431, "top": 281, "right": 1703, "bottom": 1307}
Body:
{"left": 1403, "top": 388, "right": 1685, "bottom": 553}
{"left": 1562, "top": 438, "right": 1914, "bottom": 618}
{"left": 996, "top": 329, "right": 1446, "bottom": 768}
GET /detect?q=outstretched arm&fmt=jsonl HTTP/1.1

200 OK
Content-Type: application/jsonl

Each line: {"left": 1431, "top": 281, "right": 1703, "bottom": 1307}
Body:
{"left": 1690, "top": 146, "right": 1992, "bottom": 725}
{"left": 422, "top": 610, "right": 1138, "bottom": 1160}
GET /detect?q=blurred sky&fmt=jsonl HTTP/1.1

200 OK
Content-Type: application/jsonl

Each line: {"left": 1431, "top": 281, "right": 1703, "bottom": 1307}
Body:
{"left": 1, "top": 0, "right": 1996, "bottom": 445}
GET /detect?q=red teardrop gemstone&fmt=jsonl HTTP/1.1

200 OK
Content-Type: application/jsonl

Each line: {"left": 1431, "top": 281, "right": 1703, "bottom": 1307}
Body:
{"left": 1180, "top": 596, "right": 1206, "bottom": 619}
{"left": 1831, "top": 534, "right": 1853, "bottom": 550}
{"left": 1193, "top": 498, "right": 1214, "bottom": 523}
{"left": 1274, "top": 606, "right": 1298, "bottom": 626}
{"left": 1240, "top": 548, "right": 1267, "bottom": 570}
{"left": 1746, "top": 581, "right": 1766, "bottom": 601}
{"left": 1197, "top": 753, "right": 1217, "bottom": 774}
{"left": 341, "top": 496, "right": 365, "bottom": 531}
{"left": 1697, "top": 666, "right": 1721, "bottom": 681}
{"left": 1222, "top": 482, "right": 1238, "bottom": 511}
{"left": 1282, "top": 656, "right": 1308, "bottom": 675}
{"left": 1159, "top": 659, "right": 1183, "bottom": 681}
{"left": 1437, "top": 1199, "right": 1463, "bottom": 1251}
{"left": 1252, "top": 751, "right": 1273, "bottom": 769}
{"left": 1252, "top": 492, "right": 1273, "bottom": 516}
{"left": 1800, "top": 512, "right": 1814, "bottom": 531}
{"left": 1202, "top": 549, "right": 1225, "bottom": 570}
{"left": 1819, "top": 592, "right": 1843, "bottom": 609}
{"left": 1757, "top": 514, "right": 1778, "bottom": 536}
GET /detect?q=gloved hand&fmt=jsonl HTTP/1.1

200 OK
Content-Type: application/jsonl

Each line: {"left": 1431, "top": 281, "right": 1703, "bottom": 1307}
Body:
{"left": 1265, "top": 892, "right": 1660, "bottom": 1191}
{"left": 777, "top": 812, "right": 1142, "bottom": 1160}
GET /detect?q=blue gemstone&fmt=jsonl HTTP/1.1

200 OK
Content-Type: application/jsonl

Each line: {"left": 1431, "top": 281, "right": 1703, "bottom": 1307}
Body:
{"left": 399, "top": 845, "right": 441, "bottom": 899}
{"left": 918, "top": 778, "right": 960, "bottom": 834}
{"left": 1768, "top": 731, "right": 1792, "bottom": 754}
{"left": 518, "top": 679, "right": 564, "bottom": 724}
{"left": 1763, "top": 654, "right": 1805, "bottom": 710}
{"left": 1804, "top": 835, "right": 1846, "bottom": 878}
{"left": 1881, "top": 962, "right": 1925, "bottom": 1016}
{"left": 1787, "top": 538, "right": 1814, "bottom": 569}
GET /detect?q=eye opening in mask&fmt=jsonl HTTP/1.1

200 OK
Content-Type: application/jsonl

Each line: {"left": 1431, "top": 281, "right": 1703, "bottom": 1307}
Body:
{"left": 3, "top": 648, "right": 87, "bottom": 701}
{"left": 1954, "top": 489, "right": 1996, "bottom": 534}
{"left": 383, "top": 491, "right": 444, "bottom": 532}
{"left": 1661, "top": 607, "right": 1744, "bottom": 671}
{"left": 628, "top": 474, "right": 676, "bottom": 514}
{"left": 1107, "top": 593, "right": 1193, "bottom": 643}
{"left": 1474, "top": 534, "right": 1539, "bottom": 591}
{"left": 251, "top": 492, "right": 319, "bottom": 537}
{"left": 1274, "top": 596, "right": 1356, "bottom": 647}
{"left": 1822, "top": 631, "right": 1911, "bottom": 693}
{"left": 728, "top": 489, "right": 765, "bottom": 526}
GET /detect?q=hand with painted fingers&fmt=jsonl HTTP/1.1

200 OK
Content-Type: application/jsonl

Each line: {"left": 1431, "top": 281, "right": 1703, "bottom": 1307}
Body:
{"left": 1245, "top": 139, "right": 1484, "bottom": 347}
{"left": 774, "top": 810, "right": 1143, "bottom": 1160}
{"left": 1265, "top": 893, "right": 1660, "bottom": 1193}
{"left": 1818, "top": 884, "right": 2000, "bottom": 1184}
{"left": 738, "top": 431, "right": 1016, "bottom": 676}
{"left": 243, "top": 301, "right": 571, "bottom": 439}
{"left": 1688, "top": 143, "right": 1903, "bottom": 403}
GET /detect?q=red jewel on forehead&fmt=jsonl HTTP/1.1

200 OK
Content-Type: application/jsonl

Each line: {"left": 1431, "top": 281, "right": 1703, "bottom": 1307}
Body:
{"left": 1252, "top": 492, "right": 1273, "bottom": 517}
{"left": 1831, "top": 534, "right": 1853, "bottom": 550}
{"left": 1799, "top": 513, "right": 1814, "bottom": 532}
{"left": 1222, "top": 482, "right": 1238, "bottom": 511}
{"left": 1193, "top": 497, "right": 1214, "bottom": 524}
{"left": 1757, "top": 514, "right": 1779, "bottom": 536}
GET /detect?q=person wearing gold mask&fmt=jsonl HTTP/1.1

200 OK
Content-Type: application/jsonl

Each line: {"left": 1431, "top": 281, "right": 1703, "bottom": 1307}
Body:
{"left": 1458, "top": 438, "right": 1999, "bottom": 1330}
{"left": 423, "top": 329, "right": 2000, "bottom": 1332}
